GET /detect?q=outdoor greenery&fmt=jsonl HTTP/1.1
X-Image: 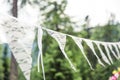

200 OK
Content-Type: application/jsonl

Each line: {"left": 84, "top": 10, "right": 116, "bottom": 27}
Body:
{"left": 0, "top": 0, "right": 120, "bottom": 80}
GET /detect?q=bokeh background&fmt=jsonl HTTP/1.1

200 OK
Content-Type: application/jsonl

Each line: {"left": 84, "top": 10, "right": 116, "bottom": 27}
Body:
{"left": 0, "top": 0, "right": 120, "bottom": 80}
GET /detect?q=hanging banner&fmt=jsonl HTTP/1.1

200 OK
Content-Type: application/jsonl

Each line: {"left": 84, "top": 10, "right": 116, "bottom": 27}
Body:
{"left": 72, "top": 36, "right": 94, "bottom": 70}
{"left": 95, "top": 43, "right": 111, "bottom": 65}
{"left": 103, "top": 43, "right": 113, "bottom": 64}
{"left": 108, "top": 44, "right": 119, "bottom": 60}
{"left": 1, "top": 13, "right": 120, "bottom": 80}
{"left": 84, "top": 39, "right": 105, "bottom": 67}
{"left": 47, "top": 29, "right": 76, "bottom": 71}
{"left": 0, "top": 15, "right": 34, "bottom": 80}
{"left": 113, "top": 44, "right": 120, "bottom": 59}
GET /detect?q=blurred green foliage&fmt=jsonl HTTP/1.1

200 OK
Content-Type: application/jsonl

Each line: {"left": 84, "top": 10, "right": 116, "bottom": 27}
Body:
{"left": 1, "top": 0, "right": 120, "bottom": 80}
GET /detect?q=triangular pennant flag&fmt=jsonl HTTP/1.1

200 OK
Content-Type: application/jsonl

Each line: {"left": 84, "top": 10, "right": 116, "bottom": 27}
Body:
{"left": 102, "top": 43, "right": 113, "bottom": 64}
{"left": 84, "top": 40, "right": 105, "bottom": 67}
{"left": 0, "top": 16, "right": 34, "bottom": 80}
{"left": 47, "top": 29, "right": 76, "bottom": 71}
{"left": 117, "top": 43, "right": 120, "bottom": 59}
{"left": 37, "top": 27, "right": 46, "bottom": 80}
{"left": 95, "top": 42, "right": 111, "bottom": 65}
{"left": 71, "top": 36, "right": 94, "bottom": 70}
{"left": 108, "top": 44, "right": 119, "bottom": 60}
{"left": 112, "top": 44, "right": 120, "bottom": 59}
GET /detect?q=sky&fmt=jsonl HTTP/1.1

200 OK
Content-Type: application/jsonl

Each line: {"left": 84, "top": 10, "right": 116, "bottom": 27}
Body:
{"left": 0, "top": 0, "right": 120, "bottom": 27}
{"left": 65, "top": 0, "right": 120, "bottom": 26}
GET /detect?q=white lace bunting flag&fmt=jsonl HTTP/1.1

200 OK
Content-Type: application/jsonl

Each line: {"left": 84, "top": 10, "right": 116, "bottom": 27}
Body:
{"left": 46, "top": 29, "right": 76, "bottom": 71}
{"left": 1, "top": 13, "right": 120, "bottom": 79}
{"left": 108, "top": 44, "right": 119, "bottom": 60}
{"left": 102, "top": 43, "right": 113, "bottom": 64}
{"left": 117, "top": 43, "right": 120, "bottom": 59}
{"left": 95, "top": 42, "right": 111, "bottom": 65}
{"left": 0, "top": 15, "right": 34, "bottom": 80}
{"left": 71, "top": 36, "right": 94, "bottom": 70}
{"left": 112, "top": 44, "right": 120, "bottom": 59}
{"left": 84, "top": 40, "right": 105, "bottom": 67}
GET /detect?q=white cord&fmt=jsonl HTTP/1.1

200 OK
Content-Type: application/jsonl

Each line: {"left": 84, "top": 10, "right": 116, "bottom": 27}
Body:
{"left": 37, "top": 27, "right": 46, "bottom": 80}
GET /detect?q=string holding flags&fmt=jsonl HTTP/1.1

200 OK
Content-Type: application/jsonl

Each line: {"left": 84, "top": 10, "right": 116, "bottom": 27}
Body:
{"left": 0, "top": 13, "right": 120, "bottom": 80}
{"left": 44, "top": 27, "right": 120, "bottom": 69}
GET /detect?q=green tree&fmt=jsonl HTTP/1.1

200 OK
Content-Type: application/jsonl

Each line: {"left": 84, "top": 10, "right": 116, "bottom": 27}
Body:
{"left": 78, "top": 18, "right": 120, "bottom": 80}
{"left": 90, "top": 23, "right": 120, "bottom": 80}
{"left": 2, "top": 0, "right": 120, "bottom": 80}
{"left": 31, "top": 0, "right": 77, "bottom": 80}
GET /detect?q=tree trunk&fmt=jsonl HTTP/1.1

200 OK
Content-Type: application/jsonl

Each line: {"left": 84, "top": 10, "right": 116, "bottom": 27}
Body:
{"left": 10, "top": 0, "right": 18, "bottom": 80}
{"left": 9, "top": 53, "right": 18, "bottom": 80}
{"left": 12, "top": 0, "right": 18, "bottom": 17}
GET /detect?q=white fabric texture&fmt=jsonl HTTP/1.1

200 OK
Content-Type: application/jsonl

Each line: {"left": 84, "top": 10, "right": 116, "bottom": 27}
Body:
{"left": 72, "top": 36, "right": 94, "bottom": 70}
{"left": 113, "top": 44, "right": 120, "bottom": 59}
{"left": 96, "top": 43, "right": 111, "bottom": 65}
{"left": 84, "top": 40, "right": 105, "bottom": 67}
{"left": 0, "top": 15, "right": 34, "bottom": 80}
{"left": 47, "top": 29, "right": 76, "bottom": 71}
{"left": 103, "top": 43, "right": 113, "bottom": 64}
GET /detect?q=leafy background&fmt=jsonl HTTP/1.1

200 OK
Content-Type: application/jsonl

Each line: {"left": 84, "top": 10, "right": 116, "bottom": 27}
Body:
{"left": 0, "top": 0, "right": 120, "bottom": 80}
